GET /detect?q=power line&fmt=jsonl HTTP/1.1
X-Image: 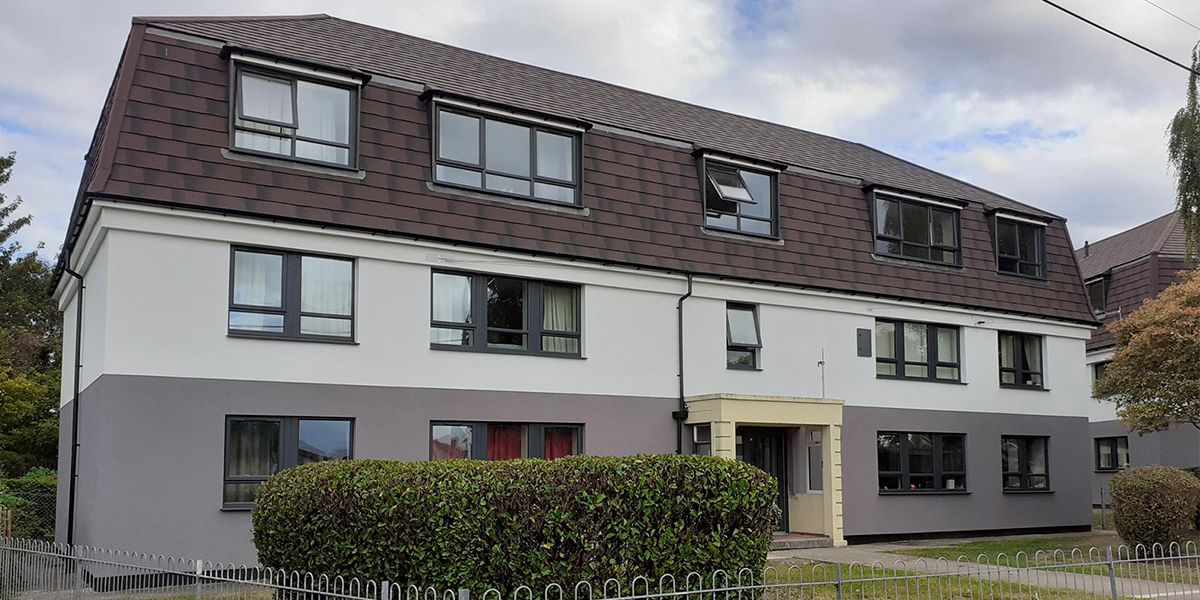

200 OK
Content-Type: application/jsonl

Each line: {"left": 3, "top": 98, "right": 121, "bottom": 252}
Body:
{"left": 1039, "top": 0, "right": 1200, "bottom": 76}
{"left": 1138, "top": 0, "right": 1200, "bottom": 33}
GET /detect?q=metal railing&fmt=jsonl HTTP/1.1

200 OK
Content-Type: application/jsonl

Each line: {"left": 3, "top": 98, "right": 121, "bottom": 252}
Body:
{"left": 4, "top": 536, "right": 1200, "bottom": 599}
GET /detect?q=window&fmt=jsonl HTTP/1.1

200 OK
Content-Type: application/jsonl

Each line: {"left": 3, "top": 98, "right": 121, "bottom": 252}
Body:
{"left": 692, "top": 425, "right": 712, "bottom": 456}
{"left": 430, "top": 271, "right": 581, "bottom": 356}
{"left": 726, "top": 303, "right": 762, "bottom": 369}
{"left": 231, "top": 65, "right": 357, "bottom": 167}
{"left": 873, "top": 192, "right": 960, "bottom": 265}
{"left": 877, "top": 432, "right": 966, "bottom": 492}
{"left": 229, "top": 248, "right": 354, "bottom": 340}
{"left": 223, "top": 416, "right": 352, "bottom": 507}
{"left": 807, "top": 428, "right": 824, "bottom": 492}
{"left": 1087, "top": 278, "right": 1109, "bottom": 314}
{"left": 433, "top": 106, "right": 581, "bottom": 205}
{"left": 996, "top": 217, "right": 1045, "bottom": 277}
{"left": 1096, "top": 436, "right": 1130, "bottom": 472}
{"left": 875, "top": 320, "right": 960, "bottom": 381}
{"left": 430, "top": 422, "right": 581, "bottom": 460}
{"left": 998, "top": 332, "right": 1044, "bottom": 388}
{"left": 702, "top": 159, "right": 777, "bottom": 237}
{"left": 1001, "top": 436, "right": 1049, "bottom": 491}
{"left": 1093, "top": 361, "right": 1110, "bottom": 383}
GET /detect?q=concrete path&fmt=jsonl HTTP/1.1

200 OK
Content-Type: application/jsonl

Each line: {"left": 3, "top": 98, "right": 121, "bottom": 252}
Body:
{"left": 771, "top": 543, "right": 1200, "bottom": 598}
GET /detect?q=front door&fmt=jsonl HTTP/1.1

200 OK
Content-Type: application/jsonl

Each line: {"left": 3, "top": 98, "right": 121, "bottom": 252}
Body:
{"left": 737, "top": 427, "right": 789, "bottom": 532}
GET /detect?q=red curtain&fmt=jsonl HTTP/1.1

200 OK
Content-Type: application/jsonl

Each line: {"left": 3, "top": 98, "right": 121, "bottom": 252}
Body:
{"left": 488, "top": 424, "right": 526, "bottom": 460}
{"left": 544, "top": 428, "right": 577, "bottom": 460}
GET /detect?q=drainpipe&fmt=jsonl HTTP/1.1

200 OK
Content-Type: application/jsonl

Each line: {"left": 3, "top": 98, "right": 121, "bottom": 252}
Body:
{"left": 62, "top": 262, "right": 84, "bottom": 546}
{"left": 672, "top": 274, "right": 694, "bottom": 454}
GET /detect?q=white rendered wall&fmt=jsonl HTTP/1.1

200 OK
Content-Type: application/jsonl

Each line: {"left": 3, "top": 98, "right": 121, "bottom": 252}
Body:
{"left": 62, "top": 202, "right": 1094, "bottom": 417}
{"left": 1085, "top": 349, "right": 1118, "bottom": 422}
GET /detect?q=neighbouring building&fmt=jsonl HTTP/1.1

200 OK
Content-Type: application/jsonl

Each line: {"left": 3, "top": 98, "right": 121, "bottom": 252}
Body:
{"left": 54, "top": 14, "right": 1098, "bottom": 563}
{"left": 1076, "top": 211, "right": 1196, "bottom": 505}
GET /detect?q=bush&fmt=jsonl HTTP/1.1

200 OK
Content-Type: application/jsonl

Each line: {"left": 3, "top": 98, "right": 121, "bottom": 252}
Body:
{"left": 253, "top": 455, "right": 780, "bottom": 592}
{"left": 1111, "top": 466, "right": 1200, "bottom": 546}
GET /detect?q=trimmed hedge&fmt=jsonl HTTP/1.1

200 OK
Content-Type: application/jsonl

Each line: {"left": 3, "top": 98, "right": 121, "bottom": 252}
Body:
{"left": 253, "top": 455, "right": 780, "bottom": 592}
{"left": 1111, "top": 466, "right": 1200, "bottom": 547}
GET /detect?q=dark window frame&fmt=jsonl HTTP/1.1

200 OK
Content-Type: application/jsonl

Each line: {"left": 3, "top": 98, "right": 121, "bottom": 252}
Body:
{"left": 228, "top": 246, "right": 356, "bottom": 343}
{"left": 431, "top": 102, "right": 584, "bottom": 207}
{"left": 222, "top": 415, "right": 354, "bottom": 509}
{"left": 870, "top": 190, "right": 963, "bottom": 267}
{"left": 998, "top": 331, "right": 1045, "bottom": 389}
{"left": 699, "top": 156, "right": 780, "bottom": 239}
{"left": 994, "top": 216, "right": 1047, "bottom": 279}
{"left": 1001, "top": 435, "right": 1051, "bottom": 491}
{"left": 877, "top": 431, "right": 967, "bottom": 494}
{"left": 228, "top": 62, "right": 362, "bottom": 170}
{"left": 428, "top": 421, "right": 584, "bottom": 460}
{"left": 726, "top": 302, "right": 763, "bottom": 370}
{"left": 1086, "top": 277, "right": 1110, "bottom": 314}
{"left": 875, "top": 319, "right": 961, "bottom": 382}
{"left": 430, "top": 270, "right": 582, "bottom": 358}
{"left": 1095, "top": 436, "right": 1130, "bottom": 472}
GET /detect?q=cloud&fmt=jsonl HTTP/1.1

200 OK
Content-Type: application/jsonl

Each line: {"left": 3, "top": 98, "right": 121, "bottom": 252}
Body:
{"left": 0, "top": 0, "right": 1195, "bottom": 256}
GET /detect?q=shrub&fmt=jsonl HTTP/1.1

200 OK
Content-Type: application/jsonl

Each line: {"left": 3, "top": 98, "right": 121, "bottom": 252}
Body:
{"left": 0, "top": 468, "right": 55, "bottom": 540}
{"left": 1111, "top": 466, "right": 1200, "bottom": 546}
{"left": 253, "top": 455, "right": 780, "bottom": 592}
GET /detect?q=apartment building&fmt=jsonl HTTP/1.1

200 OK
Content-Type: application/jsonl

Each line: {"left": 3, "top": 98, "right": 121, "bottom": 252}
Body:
{"left": 54, "top": 15, "right": 1097, "bottom": 563}
{"left": 1076, "top": 211, "right": 1197, "bottom": 504}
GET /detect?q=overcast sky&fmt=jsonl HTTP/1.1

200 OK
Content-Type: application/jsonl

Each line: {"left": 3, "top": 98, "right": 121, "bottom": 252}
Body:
{"left": 2, "top": 0, "right": 1197, "bottom": 255}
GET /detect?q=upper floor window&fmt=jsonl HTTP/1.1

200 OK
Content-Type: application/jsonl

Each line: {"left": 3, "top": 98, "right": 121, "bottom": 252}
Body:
{"left": 702, "top": 158, "right": 777, "bottom": 237}
{"left": 1001, "top": 435, "right": 1049, "bottom": 491}
{"left": 229, "top": 248, "right": 354, "bottom": 341}
{"left": 996, "top": 217, "right": 1045, "bottom": 278}
{"left": 1087, "top": 277, "right": 1109, "bottom": 314}
{"left": 430, "top": 422, "right": 581, "bottom": 460}
{"left": 873, "top": 192, "right": 960, "bottom": 265}
{"left": 1093, "top": 361, "right": 1110, "bottom": 383}
{"left": 998, "top": 332, "right": 1044, "bottom": 388}
{"left": 878, "top": 432, "right": 966, "bottom": 492}
{"left": 431, "top": 271, "right": 581, "bottom": 356}
{"left": 232, "top": 64, "right": 358, "bottom": 167}
{"left": 726, "top": 303, "right": 762, "bottom": 369}
{"left": 224, "top": 416, "right": 352, "bottom": 508}
{"left": 433, "top": 105, "right": 581, "bottom": 205}
{"left": 875, "top": 320, "right": 960, "bottom": 382}
{"left": 1095, "top": 436, "right": 1129, "bottom": 472}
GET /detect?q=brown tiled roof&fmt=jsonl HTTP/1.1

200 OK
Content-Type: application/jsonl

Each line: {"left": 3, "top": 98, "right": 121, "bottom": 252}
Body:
{"left": 1075, "top": 212, "right": 1185, "bottom": 279}
{"left": 141, "top": 14, "right": 1056, "bottom": 219}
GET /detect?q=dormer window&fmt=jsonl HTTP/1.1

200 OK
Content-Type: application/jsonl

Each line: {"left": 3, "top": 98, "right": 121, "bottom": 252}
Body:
{"left": 1086, "top": 277, "right": 1109, "bottom": 314}
{"left": 995, "top": 215, "right": 1046, "bottom": 278}
{"left": 872, "top": 190, "right": 961, "bottom": 265}
{"left": 230, "top": 60, "right": 360, "bottom": 168}
{"left": 701, "top": 157, "right": 777, "bottom": 237}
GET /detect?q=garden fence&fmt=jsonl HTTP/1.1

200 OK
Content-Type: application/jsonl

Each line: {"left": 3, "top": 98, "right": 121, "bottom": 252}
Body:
{"left": 0, "top": 491, "right": 55, "bottom": 540}
{"left": 5, "top": 536, "right": 1200, "bottom": 599}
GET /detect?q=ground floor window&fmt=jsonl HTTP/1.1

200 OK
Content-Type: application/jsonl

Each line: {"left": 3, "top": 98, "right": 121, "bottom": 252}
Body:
{"left": 877, "top": 432, "right": 966, "bottom": 492}
{"left": 1095, "top": 436, "right": 1129, "bottom": 471}
{"left": 430, "top": 422, "right": 581, "bottom": 460}
{"left": 691, "top": 424, "right": 712, "bottom": 455}
{"left": 223, "top": 416, "right": 352, "bottom": 508}
{"left": 1001, "top": 435, "right": 1049, "bottom": 490}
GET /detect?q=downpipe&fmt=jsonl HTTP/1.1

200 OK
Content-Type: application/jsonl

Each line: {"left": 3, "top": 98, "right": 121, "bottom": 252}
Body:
{"left": 672, "top": 274, "right": 693, "bottom": 454}
{"left": 62, "top": 263, "right": 84, "bottom": 546}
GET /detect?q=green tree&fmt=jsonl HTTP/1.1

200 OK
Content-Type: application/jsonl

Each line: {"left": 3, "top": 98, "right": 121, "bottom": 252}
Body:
{"left": 0, "top": 152, "right": 61, "bottom": 476}
{"left": 1094, "top": 270, "right": 1200, "bottom": 432}
{"left": 1167, "top": 44, "right": 1200, "bottom": 261}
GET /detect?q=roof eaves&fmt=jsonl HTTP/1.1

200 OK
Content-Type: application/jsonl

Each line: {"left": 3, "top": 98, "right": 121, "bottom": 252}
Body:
{"left": 133, "top": 14, "right": 329, "bottom": 25}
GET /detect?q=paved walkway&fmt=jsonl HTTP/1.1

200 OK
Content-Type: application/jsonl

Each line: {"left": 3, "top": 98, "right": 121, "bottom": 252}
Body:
{"left": 771, "top": 541, "right": 1200, "bottom": 598}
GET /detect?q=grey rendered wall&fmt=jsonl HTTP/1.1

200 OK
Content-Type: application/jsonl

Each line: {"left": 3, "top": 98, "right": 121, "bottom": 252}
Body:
{"left": 841, "top": 406, "right": 1091, "bottom": 539}
{"left": 1090, "top": 421, "right": 1200, "bottom": 505}
{"left": 66, "top": 374, "right": 676, "bottom": 564}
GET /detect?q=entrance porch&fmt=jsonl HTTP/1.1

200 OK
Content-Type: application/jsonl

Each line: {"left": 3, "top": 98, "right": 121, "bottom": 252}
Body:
{"left": 686, "top": 393, "right": 846, "bottom": 546}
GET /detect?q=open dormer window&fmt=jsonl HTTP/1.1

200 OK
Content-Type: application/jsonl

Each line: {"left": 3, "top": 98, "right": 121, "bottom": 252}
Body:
{"left": 702, "top": 158, "right": 777, "bottom": 237}
{"left": 995, "top": 215, "right": 1046, "bottom": 278}
{"left": 872, "top": 191, "right": 960, "bottom": 265}
{"left": 231, "top": 61, "right": 360, "bottom": 168}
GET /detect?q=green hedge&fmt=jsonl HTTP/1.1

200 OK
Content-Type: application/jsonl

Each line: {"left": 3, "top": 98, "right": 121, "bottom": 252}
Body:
{"left": 0, "top": 469, "right": 56, "bottom": 540}
{"left": 253, "top": 455, "right": 779, "bottom": 592}
{"left": 1111, "top": 466, "right": 1200, "bottom": 547}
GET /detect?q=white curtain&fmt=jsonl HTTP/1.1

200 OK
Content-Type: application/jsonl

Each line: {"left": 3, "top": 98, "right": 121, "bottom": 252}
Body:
{"left": 542, "top": 284, "right": 579, "bottom": 353}
{"left": 301, "top": 257, "right": 352, "bottom": 315}
{"left": 241, "top": 74, "right": 292, "bottom": 123}
{"left": 536, "top": 131, "right": 573, "bottom": 181}
{"left": 433, "top": 273, "right": 472, "bottom": 323}
{"left": 296, "top": 81, "right": 350, "bottom": 164}
{"left": 233, "top": 251, "right": 282, "bottom": 307}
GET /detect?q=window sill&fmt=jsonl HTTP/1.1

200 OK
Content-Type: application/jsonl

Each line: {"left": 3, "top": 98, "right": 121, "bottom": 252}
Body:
{"left": 700, "top": 227, "right": 784, "bottom": 246}
{"left": 876, "top": 375, "right": 966, "bottom": 385}
{"left": 727, "top": 365, "right": 763, "bottom": 372}
{"left": 430, "top": 343, "right": 585, "bottom": 359}
{"left": 227, "top": 331, "right": 360, "bottom": 345}
{"left": 1000, "top": 384, "right": 1050, "bottom": 392}
{"left": 220, "top": 504, "right": 253, "bottom": 512}
{"left": 871, "top": 253, "right": 963, "bottom": 272}
{"left": 1095, "top": 469, "right": 1125, "bottom": 474}
{"left": 221, "top": 148, "right": 367, "bottom": 179}
{"left": 427, "top": 181, "right": 589, "bottom": 215}
{"left": 879, "top": 490, "right": 971, "bottom": 496}
{"left": 1003, "top": 489, "right": 1054, "bottom": 495}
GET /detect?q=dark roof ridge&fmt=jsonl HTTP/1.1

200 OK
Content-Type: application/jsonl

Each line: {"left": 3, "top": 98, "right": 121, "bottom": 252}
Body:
{"left": 134, "top": 14, "right": 329, "bottom": 25}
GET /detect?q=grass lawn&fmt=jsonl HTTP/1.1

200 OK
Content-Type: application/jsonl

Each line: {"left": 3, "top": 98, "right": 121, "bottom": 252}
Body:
{"left": 765, "top": 560, "right": 1103, "bottom": 599}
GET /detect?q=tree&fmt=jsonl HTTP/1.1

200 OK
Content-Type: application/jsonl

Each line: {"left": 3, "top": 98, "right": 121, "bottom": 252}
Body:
{"left": 0, "top": 152, "right": 61, "bottom": 476}
{"left": 1095, "top": 270, "right": 1200, "bottom": 432}
{"left": 1167, "top": 44, "right": 1200, "bottom": 261}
